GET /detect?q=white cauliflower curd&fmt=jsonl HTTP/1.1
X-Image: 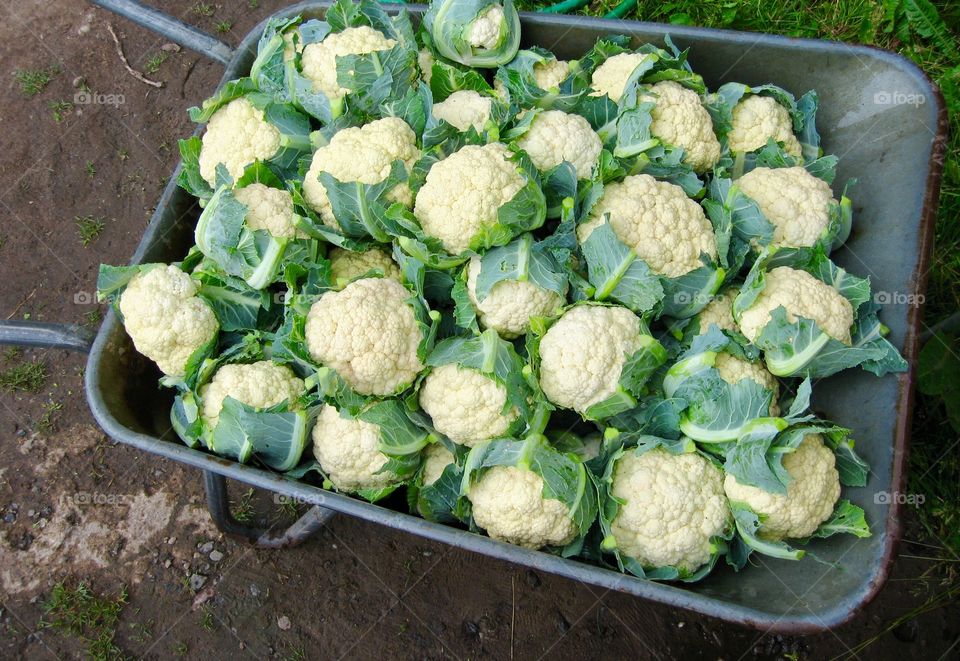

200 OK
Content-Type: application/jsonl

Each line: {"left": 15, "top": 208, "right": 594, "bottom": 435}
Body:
{"left": 466, "top": 256, "right": 566, "bottom": 338}
{"left": 714, "top": 353, "right": 780, "bottom": 416}
{"left": 328, "top": 246, "right": 401, "bottom": 289}
{"left": 300, "top": 26, "right": 397, "bottom": 101}
{"left": 414, "top": 142, "right": 526, "bottom": 255}
{"left": 640, "top": 80, "right": 721, "bottom": 173}
{"left": 118, "top": 265, "right": 219, "bottom": 377}
{"left": 533, "top": 57, "right": 571, "bottom": 90}
{"left": 538, "top": 305, "right": 645, "bottom": 414}
{"left": 608, "top": 449, "right": 730, "bottom": 572}
{"left": 577, "top": 174, "right": 717, "bottom": 278}
{"left": 198, "top": 98, "right": 280, "bottom": 187}
{"left": 728, "top": 94, "right": 802, "bottom": 157}
{"left": 421, "top": 443, "right": 456, "bottom": 486}
{"left": 234, "top": 183, "right": 306, "bottom": 240}
{"left": 305, "top": 277, "right": 423, "bottom": 396}
{"left": 200, "top": 361, "right": 304, "bottom": 427}
{"left": 468, "top": 4, "right": 506, "bottom": 50}
{"left": 303, "top": 117, "right": 421, "bottom": 229}
{"left": 724, "top": 433, "right": 840, "bottom": 539}
{"left": 693, "top": 288, "right": 739, "bottom": 335}
{"left": 311, "top": 404, "right": 399, "bottom": 492}
{"left": 432, "top": 90, "right": 493, "bottom": 132}
{"left": 738, "top": 266, "right": 854, "bottom": 345}
{"left": 589, "top": 52, "right": 654, "bottom": 102}
{"left": 419, "top": 364, "right": 518, "bottom": 447}
{"left": 516, "top": 110, "right": 602, "bottom": 179}
{"left": 469, "top": 465, "right": 578, "bottom": 549}
{"left": 736, "top": 167, "right": 837, "bottom": 249}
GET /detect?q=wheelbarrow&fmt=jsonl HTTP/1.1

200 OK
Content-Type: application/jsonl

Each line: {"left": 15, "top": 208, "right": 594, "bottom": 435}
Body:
{"left": 0, "top": 0, "right": 947, "bottom": 632}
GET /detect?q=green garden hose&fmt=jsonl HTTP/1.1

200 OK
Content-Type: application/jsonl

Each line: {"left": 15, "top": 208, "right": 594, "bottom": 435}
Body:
{"left": 382, "top": 1, "right": 640, "bottom": 20}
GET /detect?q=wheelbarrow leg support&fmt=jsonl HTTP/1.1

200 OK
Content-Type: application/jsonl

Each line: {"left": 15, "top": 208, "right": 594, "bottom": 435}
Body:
{"left": 202, "top": 471, "right": 335, "bottom": 549}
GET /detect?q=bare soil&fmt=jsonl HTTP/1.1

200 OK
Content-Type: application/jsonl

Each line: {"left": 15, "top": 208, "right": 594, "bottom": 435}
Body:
{"left": 0, "top": 1, "right": 956, "bottom": 659}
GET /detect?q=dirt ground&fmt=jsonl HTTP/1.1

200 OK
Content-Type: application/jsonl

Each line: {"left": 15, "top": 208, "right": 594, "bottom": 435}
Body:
{"left": 0, "top": 1, "right": 957, "bottom": 659}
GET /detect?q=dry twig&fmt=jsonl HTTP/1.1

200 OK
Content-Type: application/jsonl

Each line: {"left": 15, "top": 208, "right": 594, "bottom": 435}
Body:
{"left": 106, "top": 23, "right": 163, "bottom": 88}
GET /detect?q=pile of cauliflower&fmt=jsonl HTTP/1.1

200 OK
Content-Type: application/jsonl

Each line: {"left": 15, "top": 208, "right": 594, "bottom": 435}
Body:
{"left": 97, "top": 0, "right": 904, "bottom": 582}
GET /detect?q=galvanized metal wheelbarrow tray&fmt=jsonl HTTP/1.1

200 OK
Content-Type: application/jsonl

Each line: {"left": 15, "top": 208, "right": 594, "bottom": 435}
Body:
{"left": 0, "top": 0, "right": 946, "bottom": 633}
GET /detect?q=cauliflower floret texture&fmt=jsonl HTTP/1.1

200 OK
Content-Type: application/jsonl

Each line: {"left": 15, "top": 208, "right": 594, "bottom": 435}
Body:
{"left": 312, "top": 404, "right": 398, "bottom": 492}
{"left": 590, "top": 53, "right": 653, "bottom": 102}
{"left": 432, "top": 90, "right": 493, "bottom": 132}
{"left": 538, "top": 305, "right": 644, "bottom": 414}
{"left": 466, "top": 256, "right": 566, "bottom": 338}
{"left": 724, "top": 434, "right": 840, "bottom": 539}
{"left": 534, "top": 58, "right": 570, "bottom": 90}
{"left": 695, "top": 288, "right": 738, "bottom": 334}
{"left": 301, "top": 26, "right": 397, "bottom": 100}
{"left": 577, "top": 174, "right": 717, "bottom": 278}
{"left": 468, "top": 5, "right": 506, "bottom": 50}
{"left": 328, "top": 247, "right": 401, "bottom": 289}
{"left": 714, "top": 353, "right": 780, "bottom": 416}
{"left": 609, "top": 449, "right": 730, "bottom": 572}
{"left": 422, "top": 443, "right": 455, "bottom": 487}
{"left": 119, "top": 265, "right": 219, "bottom": 377}
{"left": 738, "top": 266, "right": 853, "bottom": 345}
{"left": 737, "top": 167, "right": 836, "bottom": 249}
{"left": 640, "top": 81, "right": 721, "bottom": 173}
{"left": 419, "top": 364, "right": 519, "bottom": 447}
{"left": 414, "top": 143, "right": 526, "bottom": 255}
{"left": 305, "top": 278, "right": 424, "bottom": 396}
{"left": 200, "top": 361, "right": 304, "bottom": 427}
{"left": 469, "top": 466, "right": 578, "bottom": 549}
{"left": 303, "top": 117, "right": 420, "bottom": 229}
{"left": 198, "top": 98, "right": 280, "bottom": 187}
{"left": 516, "top": 110, "right": 602, "bottom": 180}
{"left": 418, "top": 48, "right": 434, "bottom": 84}
{"left": 234, "top": 183, "right": 305, "bottom": 240}
{"left": 728, "top": 94, "right": 802, "bottom": 158}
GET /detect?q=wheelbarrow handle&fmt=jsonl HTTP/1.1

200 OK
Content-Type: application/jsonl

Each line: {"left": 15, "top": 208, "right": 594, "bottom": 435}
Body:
{"left": 0, "top": 321, "right": 94, "bottom": 353}
{"left": 90, "top": 0, "right": 236, "bottom": 66}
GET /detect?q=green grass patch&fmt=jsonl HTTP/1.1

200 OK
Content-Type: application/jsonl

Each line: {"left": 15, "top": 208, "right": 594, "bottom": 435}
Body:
{"left": 75, "top": 215, "right": 105, "bottom": 246}
{"left": 41, "top": 581, "right": 128, "bottom": 660}
{"left": 14, "top": 65, "right": 59, "bottom": 96}
{"left": 0, "top": 360, "right": 47, "bottom": 393}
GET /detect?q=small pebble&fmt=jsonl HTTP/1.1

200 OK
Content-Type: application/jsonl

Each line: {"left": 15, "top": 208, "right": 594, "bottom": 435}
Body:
{"left": 209, "top": 550, "right": 224, "bottom": 563}
{"left": 277, "top": 615, "right": 291, "bottom": 631}
{"left": 199, "top": 541, "right": 214, "bottom": 554}
{"left": 250, "top": 584, "right": 262, "bottom": 598}
{"left": 167, "top": 537, "right": 176, "bottom": 545}
{"left": 189, "top": 574, "right": 207, "bottom": 591}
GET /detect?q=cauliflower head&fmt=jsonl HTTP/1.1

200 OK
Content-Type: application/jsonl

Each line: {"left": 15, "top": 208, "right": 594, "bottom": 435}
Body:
{"left": 714, "top": 353, "right": 780, "bottom": 416}
{"left": 304, "top": 277, "right": 424, "bottom": 395}
{"left": 589, "top": 52, "right": 654, "bottom": 102}
{"left": 695, "top": 288, "right": 739, "bottom": 334}
{"left": 469, "top": 465, "right": 578, "bottom": 549}
{"left": 577, "top": 174, "right": 717, "bottom": 278}
{"left": 738, "top": 266, "right": 853, "bottom": 345}
{"left": 737, "top": 167, "right": 836, "bottom": 249}
{"left": 640, "top": 81, "right": 721, "bottom": 173}
{"left": 432, "top": 90, "right": 493, "bottom": 132}
{"left": 538, "top": 305, "right": 644, "bottom": 414}
{"left": 118, "top": 265, "right": 219, "bottom": 377}
{"left": 198, "top": 98, "right": 281, "bottom": 187}
{"left": 200, "top": 360, "right": 304, "bottom": 427}
{"left": 312, "top": 404, "right": 398, "bottom": 492}
{"left": 609, "top": 449, "right": 730, "bottom": 572}
{"left": 300, "top": 26, "right": 397, "bottom": 101}
{"left": 303, "top": 117, "right": 421, "bottom": 229}
{"left": 516, "top": 110, "right": 602, "bottom": 180}
{"left": 414, "top": 143, "right": 526, "bottom": 255}
{"left": 724, "top": 433, "right": 840, "bottom": 539}
{"left": 468, "top": 4, "right": 506, "bottom": 50}
{"left": 328, "top": 246, "right": 401, "bottom": 289}
{"left": 422, "top": 443, "right": 455, "bottom": 487}
{"left": 534, "top": 57, "right": 571, "bottom": 90}
{"left": 466, "top": 256, "right": 566, "bottom": 339}
{"left": 233, "top": 183, "right": 306, "bottom": 240}
{"left": 728, "top": 94, "right": 802, "bottom": 158}
{"left": 418, "top": 48, "right": 434, "bottom": 84}
{"left": 419, "top": 364, "right": 519, "bottom": 447}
